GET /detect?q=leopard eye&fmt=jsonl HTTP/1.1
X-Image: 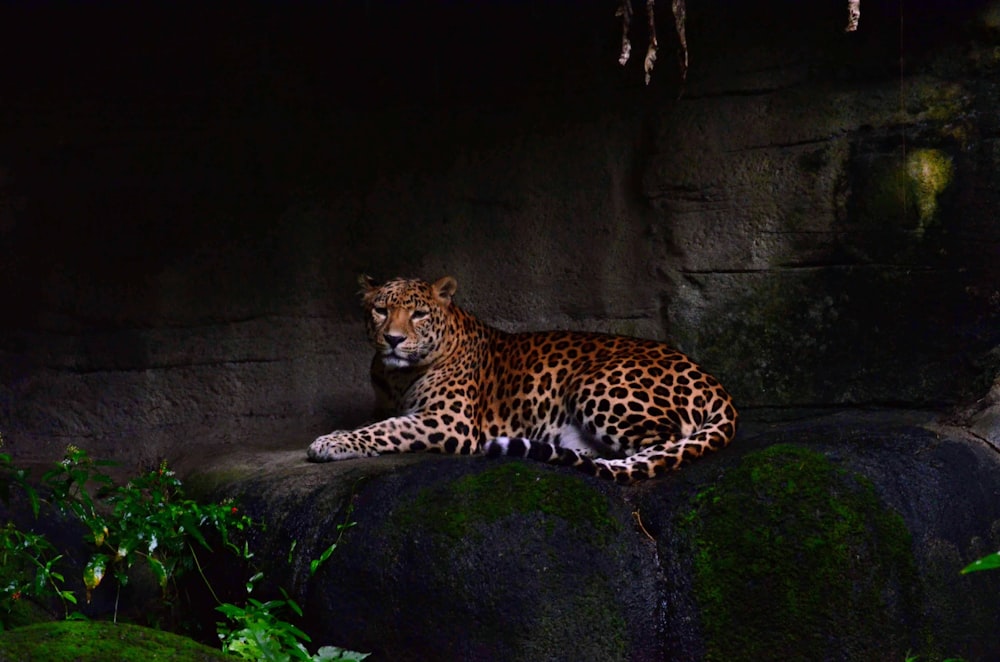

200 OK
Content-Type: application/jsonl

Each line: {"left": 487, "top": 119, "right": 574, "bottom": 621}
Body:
{"left": 373, "top": 307, "right": 388, "bottom": 317}
{"left": 411, "top": 309, "right": 429, "bottom": 321}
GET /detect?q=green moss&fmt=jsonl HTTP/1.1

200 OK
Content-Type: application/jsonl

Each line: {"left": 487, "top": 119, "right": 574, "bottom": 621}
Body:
{"left": 0, "top": 621, "right": 230, "bottom": 661}
{"left": 519, "top": 580, "right": 628, "bottom": 661}
{"left": 909, "top": 80, "right": 967, "bottom": 123}
{"left": 383, "top": 463, "right": 631, "bottom": 659}
{"left": 674, "top": 273, "right": 850, "bottom": 407}
{"left": 678, "top": 444, "right": 921, "bottom": 661}
{"left": 395, "top": 463, "right": 621, "bottom": 543}
{"left": 1, "top": 596, "right": 54, "bottom": 630}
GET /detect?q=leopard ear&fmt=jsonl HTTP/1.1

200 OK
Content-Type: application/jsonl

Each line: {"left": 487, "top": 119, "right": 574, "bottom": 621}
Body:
{"left": 432, "top": 276, "right": 458, "bottom": 304}
{"left": 358, "top": 274, "right": 378, "bottom": 294}
{"left": 358, "top": 274, "right": 378, "bottom": 303}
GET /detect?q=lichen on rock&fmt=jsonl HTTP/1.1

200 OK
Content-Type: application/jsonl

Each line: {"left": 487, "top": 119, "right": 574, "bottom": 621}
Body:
{"left": 677, "top": 444, "right": 922, "bottom": 661}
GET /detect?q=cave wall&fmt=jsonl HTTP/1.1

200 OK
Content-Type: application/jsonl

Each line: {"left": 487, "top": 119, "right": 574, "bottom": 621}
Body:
{"left": 1, "top": 1, "right": 999, "bottom": 466}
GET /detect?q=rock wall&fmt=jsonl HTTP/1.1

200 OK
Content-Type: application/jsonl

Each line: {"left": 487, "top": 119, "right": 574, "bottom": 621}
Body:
{"left": 1, "top": 2, "right": 999, "bottom": 465}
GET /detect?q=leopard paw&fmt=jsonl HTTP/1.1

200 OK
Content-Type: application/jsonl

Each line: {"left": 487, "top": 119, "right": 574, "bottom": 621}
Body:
{"left": 307, "top": 431, "right": 379, "bottom": 462}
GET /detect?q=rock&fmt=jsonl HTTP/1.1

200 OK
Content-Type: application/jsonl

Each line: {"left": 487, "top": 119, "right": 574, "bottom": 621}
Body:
{"left": 3, "top": 3, "right": 1000, "bottom": 470}
{"left": 187, "top": 453, "right": 661, "bottom": 661}
{"left": 185, "top": 410, "right": 1000, "bottom": 662}
{"left": 0, "top": 621, "right": 231, "bottom": 661}
{"left": 969, "top": 376, "right": 1000, "bottom": 450}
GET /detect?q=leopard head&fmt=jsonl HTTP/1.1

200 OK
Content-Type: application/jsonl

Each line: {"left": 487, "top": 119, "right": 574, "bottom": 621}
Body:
{"left": 359, "top": 275, "right": 458, "bottom": 369}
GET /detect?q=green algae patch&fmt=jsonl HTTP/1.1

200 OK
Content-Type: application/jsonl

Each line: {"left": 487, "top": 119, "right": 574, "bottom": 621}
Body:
{"left": 679, "top": 444, "right": 921, "bottom": 661}
{"left": 0, "top": 620, "right": 230, "bottom": 662}
{"left": 393, "top": 462, "right": 621, "bottom": 543}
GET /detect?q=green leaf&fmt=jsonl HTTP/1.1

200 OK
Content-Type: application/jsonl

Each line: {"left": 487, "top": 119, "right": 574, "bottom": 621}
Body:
{"left": 185, "top": 520, "right": 211, "bottom": 550}
{"left": 280, "top": 589, "right": 304, "bottom": 618}
{"left": 147, "top": 557, "right": 168, "bottom": 589}
{"left": 310, "top": 543, "right": 337, "bottom": 576}
{"left": 316, "top": 647, "right": 371, "bottom": 661}
{"left": 83, "top": 555, "right": 108, "bottom": 591}
{"left": 25, "top": 484, "right": 40, "bottom": 519}
{"left": 246, "top": 571, "right": 264, "bottom": 593}
{"left": 960, "top": 551, "right": 1000, "bottom": 574}
{"left": 283, "top": 623, "right": 310, "bottom": 642}
{"left": 82, "top": 554, "right": 109, "bottom": 604}
{"left": 216, "top": 603, "right": 247, "bottom": 619}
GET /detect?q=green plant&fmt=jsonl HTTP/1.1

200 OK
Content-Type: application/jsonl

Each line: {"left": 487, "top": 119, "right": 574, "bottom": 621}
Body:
{"left": 0, "top": 521, "right": 77, "bottom": 626}
{"left": 1, "top": 451, "right": 39, "bottom": 519}
{"left": 309, "top": 498, "right": 357, "bottom": 578}
{"left": 40, "top": 446, "right": 251, "bottom": 618}
{"left": 1, "top": 452, "right": 76, "bottom": 627}
{"left": 217, "top": 568, "right": 367, "bottom": 662}
{"left": 1, "top": 445, "right": 367, "bottom": 659}
{"left": 216, "top": 494, "right": 363, "bottom": 662}
{"left": 960, "top": 551, "right": 1000, "bottom": 574}
{"left": 216, "top": 573, "right": 368, "bottom": 662}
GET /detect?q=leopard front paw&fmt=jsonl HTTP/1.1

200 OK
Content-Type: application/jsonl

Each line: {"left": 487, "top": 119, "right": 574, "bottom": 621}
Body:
{"left": 307, "top": 431, "right": 379, "bottom": 462}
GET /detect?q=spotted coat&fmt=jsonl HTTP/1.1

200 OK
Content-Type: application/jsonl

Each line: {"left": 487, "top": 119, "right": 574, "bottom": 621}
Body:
{"left": 307, "top": 275, "right": 738, "bottom": 483}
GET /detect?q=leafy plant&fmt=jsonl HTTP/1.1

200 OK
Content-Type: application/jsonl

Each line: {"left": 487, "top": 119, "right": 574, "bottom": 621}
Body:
{"left": 1, "top": 445, "right": 368, "bottom": 659}
{"left": 960, "top": 551, "right": 1000, "bottom": 574}
{"left": 0, "top": 521, "right": 77, "bottom": 627}
{"left": 1, "top": 452, "right": 75, "bottom": 627}
{"left": 40, "top": 446, "right": 251, "bottom": 617}
{"left": 217, "top": 494, "right": 364, "bottom": 662}
{"left": 309, "top": 501, "right": 356, "bottom": 578}
{"left": 217, "top": 567, "right": 368, "bottom": 661}
{"left": 1, "top": 451, "right": 39, "bottom": 519}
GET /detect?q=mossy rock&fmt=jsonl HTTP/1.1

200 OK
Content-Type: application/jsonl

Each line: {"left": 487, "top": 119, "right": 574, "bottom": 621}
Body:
{"left": 0, "top": 593, "right": 57, "bottom": 631}
{"left": 0, "top": 621, "right": 230, "bottom": 662}
{"left": 677, "top": 444, "right": 922, "bottom": 661}
{"left": 301, "top": 457, "right": 658, "bottom": 661}
{"left": 390, "top": 461, "right": 622, "bottom": 544}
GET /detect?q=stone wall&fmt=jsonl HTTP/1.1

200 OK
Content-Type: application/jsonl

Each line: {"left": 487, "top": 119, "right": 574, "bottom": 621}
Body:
{"left": 1, "top": 2, "right": 998, "bottom": 466}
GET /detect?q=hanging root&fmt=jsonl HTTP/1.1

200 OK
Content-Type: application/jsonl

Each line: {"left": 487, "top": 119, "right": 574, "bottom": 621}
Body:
{"left": 616, "top": 0, "right": 858, "bottom": 83}
{"left": 644, "top": 0, "right": 658, "bottom": 85}
{"left": 672, "top": 0, "right": 688, "bottom": 82}
{"left": 617, "top": 0, "right": 686, "bottom": 84}
{"left": 616, "top": 0, "right": 633, "bottom": 66}
{"left": 846, "top": 0, "right": 861, "bottom": 32}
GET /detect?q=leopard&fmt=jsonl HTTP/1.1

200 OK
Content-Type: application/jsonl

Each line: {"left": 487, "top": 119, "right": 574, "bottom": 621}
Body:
{"left": 307, "top": 275, "right": 738, "bottom": 483}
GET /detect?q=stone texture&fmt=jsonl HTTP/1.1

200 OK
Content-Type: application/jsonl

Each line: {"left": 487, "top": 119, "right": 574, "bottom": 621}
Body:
{"left": 2, "top": 4, "right": 998, "bottom": 468}
{"left": 176, "top": 411, "right": 1000, "bottom": 661}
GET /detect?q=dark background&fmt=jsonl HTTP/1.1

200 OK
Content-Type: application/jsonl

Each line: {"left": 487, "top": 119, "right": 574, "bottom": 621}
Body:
{"left": 1, "top": 1, "right": 998, "bottom": 467}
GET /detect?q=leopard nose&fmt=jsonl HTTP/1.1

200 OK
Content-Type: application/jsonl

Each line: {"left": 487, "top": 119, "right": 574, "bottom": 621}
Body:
{"left": 384, "top": 334, "right": 406, "bottom": 348}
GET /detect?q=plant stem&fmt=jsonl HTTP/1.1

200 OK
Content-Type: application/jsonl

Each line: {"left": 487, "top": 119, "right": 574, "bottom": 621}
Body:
{"left": 188, "top": 541, "right": 222, "bottom": 605}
